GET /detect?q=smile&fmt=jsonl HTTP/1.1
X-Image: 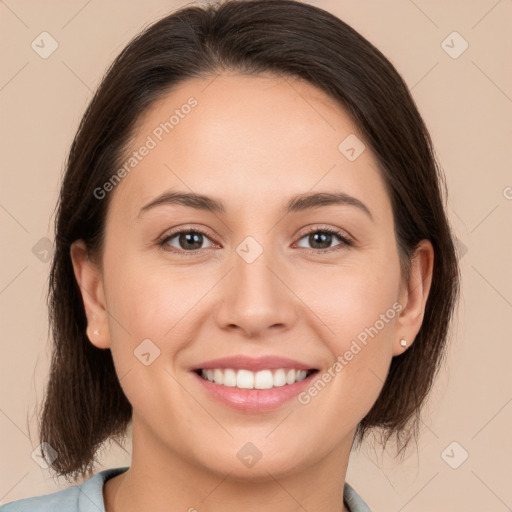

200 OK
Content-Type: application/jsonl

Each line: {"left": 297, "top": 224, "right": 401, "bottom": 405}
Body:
{"left": 196, "top": 368, "right": 318, "bottom": 389}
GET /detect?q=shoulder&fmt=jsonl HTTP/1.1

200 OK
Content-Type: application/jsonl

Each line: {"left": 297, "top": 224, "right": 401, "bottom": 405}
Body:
{"left": 1, "top": 467, "right": 129, "bottom": 512}
{"left": 1, "top": 484, "right": 80, "bottom": 512}
{"left": 343, "top": 481, "right": 373, "bottom": 512}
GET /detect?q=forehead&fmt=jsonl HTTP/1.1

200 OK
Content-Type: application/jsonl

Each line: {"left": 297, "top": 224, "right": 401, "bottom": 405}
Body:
{"left": 107, "top": 72, "right": 390, "bottom": 222}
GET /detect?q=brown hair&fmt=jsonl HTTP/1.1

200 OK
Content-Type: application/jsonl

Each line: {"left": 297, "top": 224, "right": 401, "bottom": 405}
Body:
{"left": 39, "top": 0, "right": 460, "bottom": 481}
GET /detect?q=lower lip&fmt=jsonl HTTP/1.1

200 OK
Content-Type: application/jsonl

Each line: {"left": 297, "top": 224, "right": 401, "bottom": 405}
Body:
{"left": 192, "top": 371, "right": 317, "bottom": 412}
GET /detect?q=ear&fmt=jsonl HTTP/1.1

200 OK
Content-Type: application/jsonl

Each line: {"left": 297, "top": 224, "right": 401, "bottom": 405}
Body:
{"left": 70, "top": 239, "right": 110, "bottom": 349}
{"left": 393, "top": 239, "right": 434, "bottom": 356}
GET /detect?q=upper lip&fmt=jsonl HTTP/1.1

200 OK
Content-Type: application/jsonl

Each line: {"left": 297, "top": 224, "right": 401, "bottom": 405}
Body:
{"left": 191, "top": 355, "right": 317, "bottom": 372}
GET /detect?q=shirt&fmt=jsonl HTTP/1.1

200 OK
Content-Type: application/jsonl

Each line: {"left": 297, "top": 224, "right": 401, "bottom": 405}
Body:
{"left": 1, "top": 466, "right": 372, "bottom": 511}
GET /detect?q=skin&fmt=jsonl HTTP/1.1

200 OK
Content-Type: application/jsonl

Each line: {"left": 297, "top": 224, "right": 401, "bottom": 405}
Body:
{"left": 70, "top": 72, "right": 433, "bottom": 512}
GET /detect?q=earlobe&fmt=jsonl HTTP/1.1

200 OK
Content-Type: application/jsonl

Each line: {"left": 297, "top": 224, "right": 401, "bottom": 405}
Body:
{"left": 69, "top": 240, "right": 110, "bottom": 349}
{"left": 393, "top": 240, "right": 434, "bottom": 356}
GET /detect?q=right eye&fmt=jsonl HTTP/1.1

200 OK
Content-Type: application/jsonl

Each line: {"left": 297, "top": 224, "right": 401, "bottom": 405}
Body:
{"left": 159, "top": 228, "right": 218, "bottom": 255}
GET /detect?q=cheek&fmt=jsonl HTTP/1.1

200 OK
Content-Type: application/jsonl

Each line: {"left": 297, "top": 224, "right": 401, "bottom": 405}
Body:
{"left": 311, "top": 249, "right": 401, "bottom": 390}
{"left": 101, "top": 258, "right": 196, "bottom": 412}
{"left": 101, "top": 253, "right": 199, "bottom": 376}
{"left": 288, "top": 259, "right": 402, "bottom": 445}
{"left": 320, "top": 253, "right": 401, "bottom": 341}
{"left": 105, "top": 247, "right": 207, "bottom": 332}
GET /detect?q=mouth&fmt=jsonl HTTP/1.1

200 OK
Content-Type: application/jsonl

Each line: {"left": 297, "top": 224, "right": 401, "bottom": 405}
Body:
{"left": 189, "top": 355, "right": 321, "bottom": 411}
{"left": 193, "top": 367, "right": 319, "bottom": 390}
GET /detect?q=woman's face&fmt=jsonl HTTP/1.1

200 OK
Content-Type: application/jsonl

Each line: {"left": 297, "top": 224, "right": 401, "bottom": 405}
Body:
{"left": 74, "top": 72, "right": 428, "bottom": 479}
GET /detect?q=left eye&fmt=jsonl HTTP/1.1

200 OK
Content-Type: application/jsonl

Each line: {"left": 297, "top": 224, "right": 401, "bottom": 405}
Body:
{"left": 296, "top": 228, "right": 351, "bottom": 251}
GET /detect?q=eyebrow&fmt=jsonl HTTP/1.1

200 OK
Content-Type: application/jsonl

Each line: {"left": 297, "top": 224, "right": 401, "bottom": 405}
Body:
{"left": 137, "top": 190, "right": 373, "bottom": 221}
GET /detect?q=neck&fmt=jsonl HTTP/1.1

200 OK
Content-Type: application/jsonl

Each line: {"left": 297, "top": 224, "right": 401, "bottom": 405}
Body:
{"left": 104, "top": 419, "right": 355, "bottom": 512}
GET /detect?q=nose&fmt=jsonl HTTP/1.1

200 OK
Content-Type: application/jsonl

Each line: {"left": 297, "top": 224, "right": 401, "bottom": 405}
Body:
{"left": 214, "top": 242, "right": 298, "bottom": 339}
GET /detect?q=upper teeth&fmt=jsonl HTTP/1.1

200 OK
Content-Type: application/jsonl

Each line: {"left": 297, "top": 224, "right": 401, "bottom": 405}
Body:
{"left": 200, "top": 368, "right": 310, "bottom": 389}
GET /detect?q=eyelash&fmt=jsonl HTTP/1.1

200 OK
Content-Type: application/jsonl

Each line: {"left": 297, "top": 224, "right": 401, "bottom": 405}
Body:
{"left": 157, "top": 226, "right": 353, "bottom": 256}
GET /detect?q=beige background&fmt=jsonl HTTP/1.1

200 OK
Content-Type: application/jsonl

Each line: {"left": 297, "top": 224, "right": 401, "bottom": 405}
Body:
{"left": 1, "top": 0, "right": 511, "bottom": 510}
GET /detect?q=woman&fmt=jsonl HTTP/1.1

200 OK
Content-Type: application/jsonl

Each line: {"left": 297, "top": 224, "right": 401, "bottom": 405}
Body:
{"left": 2, "top": 1, "right": 459, "bottom": 511}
